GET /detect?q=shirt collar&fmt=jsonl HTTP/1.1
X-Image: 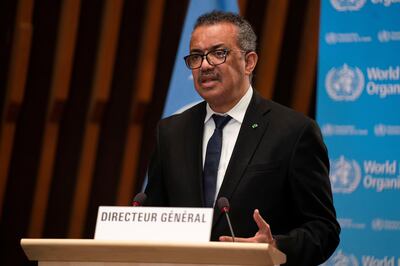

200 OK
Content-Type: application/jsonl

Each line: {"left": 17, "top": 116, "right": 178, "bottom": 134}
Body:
{"left": 204, "top": 85, "right": 253, "bottom": 124}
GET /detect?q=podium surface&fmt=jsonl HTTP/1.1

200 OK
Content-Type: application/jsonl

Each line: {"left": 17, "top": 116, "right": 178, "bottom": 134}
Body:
{"left": 21, "top": 238, "right": 286, "bottom": 266}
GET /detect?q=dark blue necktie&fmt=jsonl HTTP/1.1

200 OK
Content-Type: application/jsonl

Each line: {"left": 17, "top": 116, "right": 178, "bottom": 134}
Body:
{"left": 203, "top": 114, "right": 232, "bottom": 207}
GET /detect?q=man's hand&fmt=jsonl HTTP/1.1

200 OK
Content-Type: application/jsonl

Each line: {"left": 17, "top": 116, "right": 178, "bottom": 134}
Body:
{"left": 219, "top": 209, "right": 276, "bottom": 247}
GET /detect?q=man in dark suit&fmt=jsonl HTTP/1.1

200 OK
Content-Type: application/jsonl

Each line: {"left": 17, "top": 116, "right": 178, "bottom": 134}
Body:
{"left": 145, "top": 11, "right": 340, "bottom": 266}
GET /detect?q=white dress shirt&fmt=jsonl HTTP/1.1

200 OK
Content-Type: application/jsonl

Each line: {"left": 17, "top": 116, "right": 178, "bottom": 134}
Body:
{"left": 202, "top": 86, "right": 253, "bottom": 203}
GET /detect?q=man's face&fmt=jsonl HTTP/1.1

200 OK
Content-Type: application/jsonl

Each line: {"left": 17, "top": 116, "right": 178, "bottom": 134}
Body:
{"left": 189, "top": 23, "right": 252, "bottom": 113}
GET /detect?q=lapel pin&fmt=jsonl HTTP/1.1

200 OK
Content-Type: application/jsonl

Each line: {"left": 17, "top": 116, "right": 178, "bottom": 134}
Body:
{"left": 251, "top": 123, "right": 258, "bottom": 129}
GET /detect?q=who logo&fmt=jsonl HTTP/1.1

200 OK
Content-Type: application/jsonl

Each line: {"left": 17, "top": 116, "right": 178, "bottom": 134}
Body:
{"left": 322, "top": 250, "right": 359, "bottom": 266}
{"left": 330, "top": 156, "right": 362, "bottom": 194}
{"left": 378, "top": 30, "right": 392, "bottom": 42}
{"left": 374, "top": 124, "right": 387, "bottom": 136}
{"left": 325, "top": 64, "right": 364, "bottom": 101}
{"left": 330, "top": 0, "right": 366, "bottom": 11}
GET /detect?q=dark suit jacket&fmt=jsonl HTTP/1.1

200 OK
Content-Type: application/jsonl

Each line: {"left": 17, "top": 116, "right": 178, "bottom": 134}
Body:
{"left": 145, "top": 91, "right": 340, "bottom": 266}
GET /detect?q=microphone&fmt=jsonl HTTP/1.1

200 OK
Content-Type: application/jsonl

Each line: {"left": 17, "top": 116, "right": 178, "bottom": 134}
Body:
{"left": 132, "top": 192, "right": 147, "bottom": 206}
{"left": 217, "top": 197, "right": 235, "bottom": 242}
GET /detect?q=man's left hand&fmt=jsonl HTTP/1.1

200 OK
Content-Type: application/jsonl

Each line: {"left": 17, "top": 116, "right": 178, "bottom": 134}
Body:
{"left": 219, "top": 209, "right": 276, "bottom": 247}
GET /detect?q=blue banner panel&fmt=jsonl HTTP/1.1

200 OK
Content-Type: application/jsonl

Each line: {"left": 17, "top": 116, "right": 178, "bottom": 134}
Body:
{"left": 317, "top": 1, "right": 400, "bottom": 265}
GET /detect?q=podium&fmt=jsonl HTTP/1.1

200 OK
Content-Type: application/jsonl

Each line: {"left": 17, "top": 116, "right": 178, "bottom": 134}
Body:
{"left": 21, "top": 238, "right": 286, "bottom": 266}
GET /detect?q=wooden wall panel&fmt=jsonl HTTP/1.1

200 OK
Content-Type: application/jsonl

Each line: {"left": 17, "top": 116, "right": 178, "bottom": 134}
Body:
{"left": 29, "top": 0, "right": 81, "bottom": 238}
{"left": 43, "top": 0, "right": 104, "bottom": 239}
{"left": 0, "top": 1, "right": 18, "bottom": 114}
{"left": 0, "top": 1, "right": 62, "bottom": 264}
{"left": 0, "top": 0, "right": 34, "bottom": 220}
{"left": 291, "top": 0, "right": 320, "bottom": 114}
{"left": 68, "top": 0, "right": 124, "bottom": 239}
{"left": 273, "top": 1, "right": 309, "bottom": 108}
{"left": 83, "top": 0, "right": 147, "bottom": 238}
{"left": 238, "top": 0, "right": 247, "bottom": 15}
{"left": 117, "top": 0, "right": 165, "bottom": 206}
{"left": 134, "top": 0, "right": 190, "bottom": 194}
{"left": 253, "top": 0, "right": 289, "bottom": 99}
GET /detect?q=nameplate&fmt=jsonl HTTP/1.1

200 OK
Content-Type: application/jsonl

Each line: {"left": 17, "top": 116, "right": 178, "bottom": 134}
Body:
{"left": 94, "top": 206, "right": 213, "bottom": 242}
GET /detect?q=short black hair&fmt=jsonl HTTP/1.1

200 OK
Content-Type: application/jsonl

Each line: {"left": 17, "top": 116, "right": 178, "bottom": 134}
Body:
{"left": 194, "top": 10, "right": 257, "bottom": 51}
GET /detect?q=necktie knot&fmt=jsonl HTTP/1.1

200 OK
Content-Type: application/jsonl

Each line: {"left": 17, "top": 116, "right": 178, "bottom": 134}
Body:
{"left": 212, "top": 114, "right": 231, "bottom": 130}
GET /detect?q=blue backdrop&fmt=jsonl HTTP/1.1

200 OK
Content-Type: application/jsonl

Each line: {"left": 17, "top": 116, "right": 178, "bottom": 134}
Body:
{"left": 317, "top": 1, "right": 400, "bottom": 265}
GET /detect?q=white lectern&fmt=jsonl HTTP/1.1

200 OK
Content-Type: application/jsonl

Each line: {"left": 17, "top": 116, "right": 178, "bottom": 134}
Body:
{"left": 21, "top": 238, "right": 286, "bottom": 266}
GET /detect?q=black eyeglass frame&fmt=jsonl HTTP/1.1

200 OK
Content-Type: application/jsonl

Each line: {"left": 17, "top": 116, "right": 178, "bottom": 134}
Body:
{"left": 183, "top": 48, "right": 247, "bottom": 70}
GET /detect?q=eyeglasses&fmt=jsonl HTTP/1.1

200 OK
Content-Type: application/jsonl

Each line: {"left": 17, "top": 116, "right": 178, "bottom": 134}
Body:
{"left": 183, "top": 49, "right": 234, "bottom": 70}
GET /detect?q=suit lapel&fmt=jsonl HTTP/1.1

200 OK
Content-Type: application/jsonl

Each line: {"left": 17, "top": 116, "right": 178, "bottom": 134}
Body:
{"left": 184, "top": 102, "right": 206, "bottom": 206}
{"left": 213, "top": 92, "right": 272, "bottom": 226}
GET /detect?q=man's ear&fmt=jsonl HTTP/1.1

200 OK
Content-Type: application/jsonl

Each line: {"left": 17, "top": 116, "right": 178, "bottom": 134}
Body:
{"left": 244, "top": 51, "right": 258, "bottom": 75}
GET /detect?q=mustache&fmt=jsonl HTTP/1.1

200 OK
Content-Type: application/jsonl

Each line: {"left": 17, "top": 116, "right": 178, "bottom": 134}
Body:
{"left": 197, "top": 70, "right": 220, "bottom": 83}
